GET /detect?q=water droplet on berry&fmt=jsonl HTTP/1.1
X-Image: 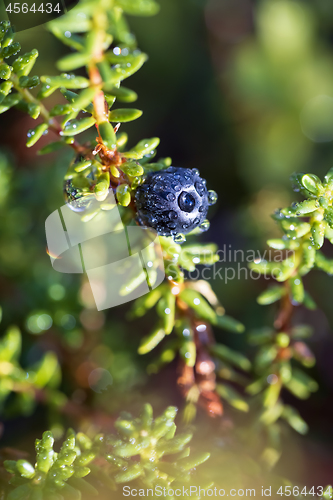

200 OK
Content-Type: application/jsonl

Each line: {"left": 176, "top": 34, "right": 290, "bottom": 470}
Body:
{"left": 208, "top": 190, "right": 218, "bottom": 206}
{"left": 192, "top": 168, "right": 199, "bottom": 175}
{"left": 178, "top": 191, "right": 196, "bottom": 213}
{"left": 195, "top": 182, "right": 205, "bottom": 196}
{"left": 194, "top": 218, "right": 200, "bottom": 225}
{"left": 169, "top": 211, "right": 178, "bottom": 220}
{"left": 166, "top": 192, "right": 175, "bottom": 202}
{"left": 174, "top": 233, "right": 186, "bottom": 243}
{"left": 199, "top": 220, "right": 210, "bottom": 232}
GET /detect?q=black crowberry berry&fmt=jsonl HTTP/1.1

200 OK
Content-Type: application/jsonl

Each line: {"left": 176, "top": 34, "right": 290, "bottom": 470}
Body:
{"left": 135, "top": 167, "right": 217, "bottom": 240}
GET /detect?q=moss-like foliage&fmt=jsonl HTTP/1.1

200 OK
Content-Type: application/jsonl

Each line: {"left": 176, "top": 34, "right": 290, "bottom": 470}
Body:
{"left": 4, "top": 405, "right": 210, "bottom": 499}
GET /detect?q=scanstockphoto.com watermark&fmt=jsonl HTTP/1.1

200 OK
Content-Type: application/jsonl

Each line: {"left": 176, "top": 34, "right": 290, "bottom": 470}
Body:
{"left": 122, "top": 485, "right": 332, "bottom": 497}
{"left": 166, "top": 245, "right": 295, "bottom": 284}
{"left": 123, "top": 486, "right": 257, "bottom": 498}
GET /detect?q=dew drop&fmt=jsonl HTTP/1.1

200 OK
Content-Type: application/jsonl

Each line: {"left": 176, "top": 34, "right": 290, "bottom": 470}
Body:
{"left": 153, "top": 182, "right": 163, "bottom": 191}
{"left": 174, "top": 233, "right": 186, "bottom": 243}
{"left": 178, "top": 191, "right": 195, "bottom": 213}
{"left": 208, "top": 190, "right": 218, "bottom": 206}
{"left": 169, "top": 211, "right": 178, "bottom": 220}
{"left": 166, "top": 192, "right": 176, "bottom": 202}
{"left": 195, "top": 182, "right": 205, "bottom": 196}
{"left": 199, "top": 219, "right": 210, "bottom": 232}
{"left": 194, "top": 218, "right": 200, "bottom": 225}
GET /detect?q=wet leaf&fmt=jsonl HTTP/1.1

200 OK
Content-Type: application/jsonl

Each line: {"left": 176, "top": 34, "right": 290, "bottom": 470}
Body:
{"left": 109, "top": 108, "right": 142, "bottom": 122}
{"left": 138, "top": 327, "right": 165, "bottom": 354}
{"left": 26, "top": 123, "right": 48, "bottom": 147}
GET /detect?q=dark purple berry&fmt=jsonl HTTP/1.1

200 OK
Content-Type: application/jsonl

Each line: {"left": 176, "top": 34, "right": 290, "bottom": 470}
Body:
{"left": 135, "top": 167, "right": 211, "bottom": 236}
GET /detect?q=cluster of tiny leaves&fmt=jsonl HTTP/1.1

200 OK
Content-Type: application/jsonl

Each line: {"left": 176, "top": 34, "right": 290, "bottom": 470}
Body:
{"left": 244, "top": 170, "right": 333, "bottom": 465}
{"left": 4, "top": 404, "right": 211, "bottom": 500}
{"left": 0, "top": 307, "right": 63, "bottom": 418}
{"left": 251, "top": 170, "right": 333, "bottom": 295}
{"left": 47, "top": 0, "right": 169, "bottom": 208}
{"left": 0, "top": 1, "right": 169, "bottom": 209}
{"left": 0, "top": 0, "right": 158, "bottom": 145}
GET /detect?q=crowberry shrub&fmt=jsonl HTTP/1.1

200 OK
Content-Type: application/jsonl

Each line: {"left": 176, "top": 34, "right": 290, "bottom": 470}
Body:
{"left": 0, "top": 0, "right": 332, "bottom": 497}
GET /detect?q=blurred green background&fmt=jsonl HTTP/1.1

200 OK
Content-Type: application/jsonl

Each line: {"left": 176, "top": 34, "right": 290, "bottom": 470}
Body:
{"left": 1, "top": 0, "right": 333, "bottom": 490}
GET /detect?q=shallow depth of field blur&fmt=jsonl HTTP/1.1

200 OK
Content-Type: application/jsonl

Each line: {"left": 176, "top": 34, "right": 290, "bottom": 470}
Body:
{"left": 1, "top": 0, "right": 333, "bottom": 492}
